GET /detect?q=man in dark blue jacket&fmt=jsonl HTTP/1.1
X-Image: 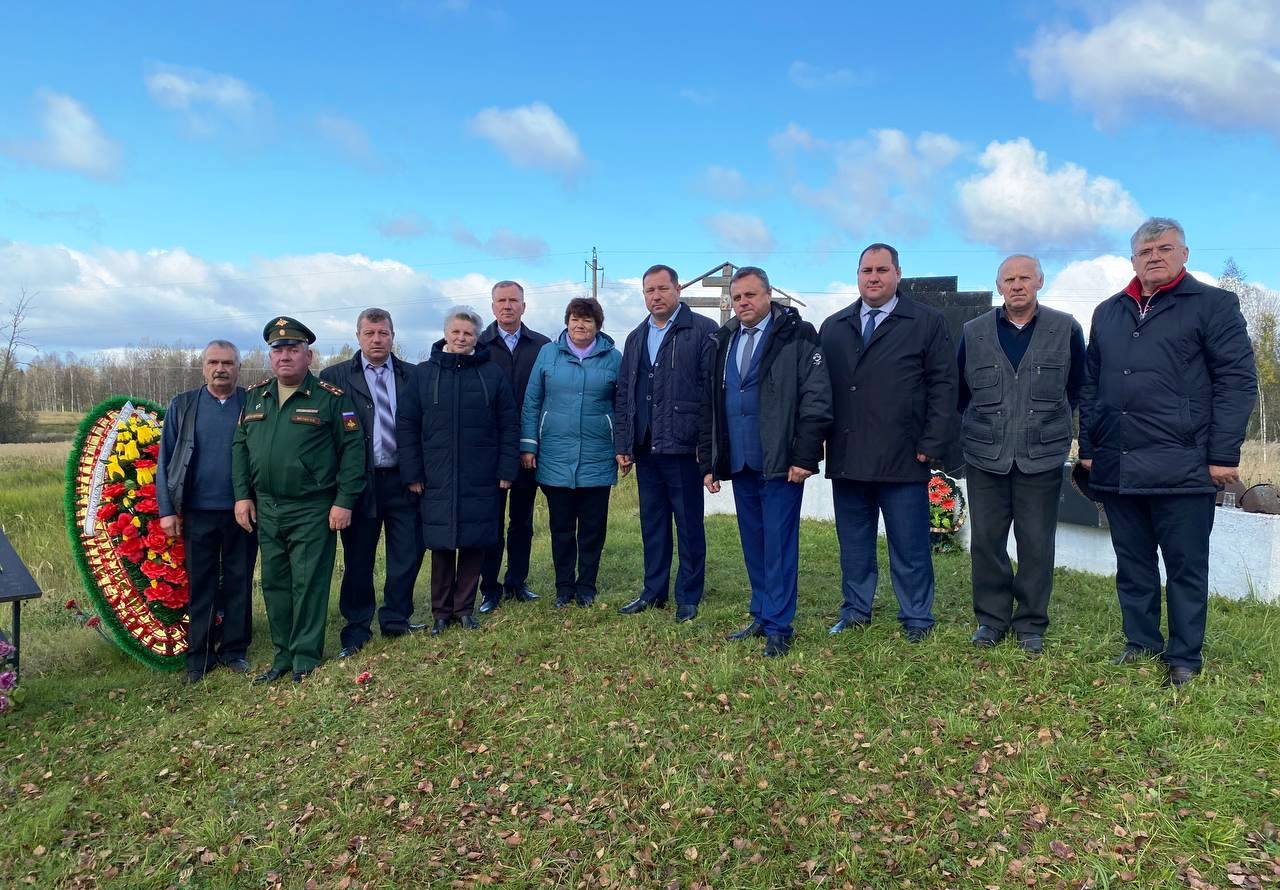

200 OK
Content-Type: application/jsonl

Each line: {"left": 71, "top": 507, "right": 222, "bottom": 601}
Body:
{"left": 614, "top": 264, "right": 719, "bottom": 623}
{"left": 700, "top": 267, "right": 832, "bottom": 657}
{"left": 1079, "top": 217, "right": 1257, "bottom": 688}
{"left": 157, "top": 339, "right": 256, "bottom": 684}
{"left": 319, "top": 308, "right": 424, "bottom": 658}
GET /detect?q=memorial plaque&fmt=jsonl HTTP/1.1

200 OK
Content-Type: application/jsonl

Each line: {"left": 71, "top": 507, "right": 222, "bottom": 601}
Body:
{"left": 0, "top": 531, "right": 42, "bottom": 604}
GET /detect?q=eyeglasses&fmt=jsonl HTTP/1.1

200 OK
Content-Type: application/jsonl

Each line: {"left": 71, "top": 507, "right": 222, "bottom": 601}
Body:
{"left": 1135, "top": 244, "right": 1182, "bottom": 260}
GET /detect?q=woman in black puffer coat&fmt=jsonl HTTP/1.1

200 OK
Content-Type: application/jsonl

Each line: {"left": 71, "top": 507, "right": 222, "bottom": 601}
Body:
{"left": 397, "top": 307, "right": 518, "bottom": 633}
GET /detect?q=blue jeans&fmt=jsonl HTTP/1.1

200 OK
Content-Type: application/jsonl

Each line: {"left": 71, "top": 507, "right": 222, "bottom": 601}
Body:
{"left": 832, "top": 479, "right": 935, "bottom": 629}
{"left": 732, "top": 469, "right": 804, "bottom": 637}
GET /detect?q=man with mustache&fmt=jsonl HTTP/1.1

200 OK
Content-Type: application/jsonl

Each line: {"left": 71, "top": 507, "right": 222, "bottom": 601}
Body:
{"left": 157, "top": 339, "right": 258, "bottom": 684}
{"left": 1079, "top": 218, "right": 1257, "bottom": 688}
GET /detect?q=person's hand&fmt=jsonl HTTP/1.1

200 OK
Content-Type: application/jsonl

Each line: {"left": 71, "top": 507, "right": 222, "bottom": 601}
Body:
{"left": 616, "top": 454, "right": 633, "bottom": 477}
{"left": 499, "top": 480, "right": 513, "bottom": 489}
{"left": 703, "top": 473, "right": 720, "bottom": 494}
{"left": 521, "top": 453, "right": 537, "bottom": 470}
{"left": 234, "top": 499, "right": 256, "bottom": 532}
{"left": 408, "top": 481, "right": 424, "bottom": 495}
{"left": 329, "top": 505, "right": 353, "bottom": 531}
{"left": 159, "top": 515, "right": 181, "bottom": 538}
{"left": 787, "top": 466, "right": 814, "bottom": 484}
{"left": 1078, "top": 458, "right": 1092, "bottom": 471}
{"left": 916, "top": 452, "right": 930, "bottom": 463}
{"left": 1209, "top": 465, "right": 1240, "bottom": 487}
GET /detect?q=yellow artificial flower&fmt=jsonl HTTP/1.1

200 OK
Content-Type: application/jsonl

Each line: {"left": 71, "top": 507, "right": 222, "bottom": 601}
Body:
{"left": 117, "top": 430, "right": 133, "bottom": 444}
{"left": 120, "top": 440, "right": 140, "bottom": 461}
{"left": 135, "top": 425, "right": 158, "bottom": 445}
{"left": 107, "top": 458, "right": 124, "bottom": 480}
{"left": 135, "top": 465, "right": 156, "bottom": 484}
{"left": 132, "top": 515, "right": 142, "bottom": 528}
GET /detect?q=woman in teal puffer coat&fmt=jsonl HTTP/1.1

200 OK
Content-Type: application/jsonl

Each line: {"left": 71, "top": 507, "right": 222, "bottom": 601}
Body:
{"left": 520, "top": 297, "right": 621, "bottom": 608}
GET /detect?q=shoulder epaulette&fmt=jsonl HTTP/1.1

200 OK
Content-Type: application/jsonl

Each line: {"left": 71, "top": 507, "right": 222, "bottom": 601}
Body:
{"left": 317, "top": 379, "right": 344, "bottom": 397}
{"left": 248, "top": 377, "right": 273, "bottom": 390}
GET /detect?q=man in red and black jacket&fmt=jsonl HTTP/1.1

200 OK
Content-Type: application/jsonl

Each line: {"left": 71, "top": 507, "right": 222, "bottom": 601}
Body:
{"left": 1078, "top": 217, "right": 1256, "bottom": 688}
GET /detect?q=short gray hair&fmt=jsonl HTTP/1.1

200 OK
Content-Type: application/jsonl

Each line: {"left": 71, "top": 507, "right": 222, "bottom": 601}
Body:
{"left": 444, "top": 305, "right": 483, "bottom": 334}
{"left": 201, "top": 339, "right": 241, "bottom": 365}
{"left": 1130, "top": 217, "right": 1186, "bottom": 254}
{"left": 731, "top": 265, "right": 771, "bottom": 292}
{"left": 997, "top": 254, "right": 1044, "bottom": 281}
{"left": 357, "top": 307, "right": 395, "bottom": 334}
{"left": 491, "top": 280, "right": 525, "bottom": 299}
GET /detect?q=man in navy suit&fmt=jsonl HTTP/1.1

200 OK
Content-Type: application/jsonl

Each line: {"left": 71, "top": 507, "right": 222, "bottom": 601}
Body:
{"left": 820, "top": 244, "right": 957, "bottom": 643}
{"left": 700, "top": 267, "right": 832, "bottom": 657}
{"left": 319, "top": 308, "right": 424, "bottom": 657}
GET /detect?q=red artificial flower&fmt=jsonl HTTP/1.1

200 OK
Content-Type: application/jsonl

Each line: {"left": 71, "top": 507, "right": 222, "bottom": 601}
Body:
{"left": 356, "top": 671, "right": 372, "bottom": 685}
{"left": 140, "top": 559, "right": 167, "bottom": 579}
{"left": 170, "top": 539, "right": 185, "bottom": 561}
{"left": 941, "top": 498, "right": 956, "bottom": 510}
{"left": 119, "top": 537, "right": 147, "bottom": 562}
{"left": 86, "top": 615, "right": 102, "bottom": 629}
{"left": 147, "top": 517, "right": 166, "bottom": 535}
{"left": 136, "top": 484, "right": 157, "bottom": 499}
{"left": 135, "top": 499, "right": 160, "bottom": 515}
{"left": 165, "top": 565, "right": 187, "bottom": 585}
{"left": 928, "top": 490, "right": 945, "bottom": 506}
{"left": 134, "top": 459, "right": 156, "bottom": 471}
{"left": 65, "top": 598, "right": 78, "bottom": 610}
{"left": 97, "top": 503, "right": 119, "bottom": 521}
{"left": 144, "top": 530, "right": 167, "bottom": 551}
{"left": 102, "top": 483, "right": 127, "bottom": 500}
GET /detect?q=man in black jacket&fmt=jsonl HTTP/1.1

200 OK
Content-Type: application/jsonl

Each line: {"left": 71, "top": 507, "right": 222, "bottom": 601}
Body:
{"left": 1079, "top": 217, "right": 1256, "bottom": 687}
{"left": 476, "top": 280, "right": 551, "bottom": 612}
{"left": 614, "top": 264, "right": 719, "bottom": 622}
{"left": 319, "top": 308, "right": 424, "bottom": 658}
{"left": 156, "top": 339, "right": 256, "bottom": 684}
{"left": 820, "top": 243, "right": 957, "bottom": 643}
{"left": 700, "top": 267, "right": 832, "bottom": 657}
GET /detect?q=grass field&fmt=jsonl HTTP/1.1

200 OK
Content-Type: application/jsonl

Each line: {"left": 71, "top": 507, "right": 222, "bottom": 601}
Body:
{"left": 1, "top": 442, "right": 1278, "bottom": 888}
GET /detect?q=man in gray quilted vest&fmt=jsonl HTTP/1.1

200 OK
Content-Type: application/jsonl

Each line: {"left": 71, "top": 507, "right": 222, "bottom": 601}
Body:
{"left": 956, "top": 255, "right": 1086, "bottom": 656}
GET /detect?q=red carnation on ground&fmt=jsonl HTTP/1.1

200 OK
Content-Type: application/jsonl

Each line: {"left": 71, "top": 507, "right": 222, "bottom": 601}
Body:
{"left": 65, "top": 598, "right": 78, "bottom": 610}
{"left": 86, "top": 616, "right": 102, "bottom": 629}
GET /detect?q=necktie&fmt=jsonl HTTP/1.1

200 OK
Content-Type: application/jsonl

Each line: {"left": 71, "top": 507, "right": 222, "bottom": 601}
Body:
{"left": 505, "top": 331, "right": 518, "bottom": 352}
{"left": 373, "top": 365, "right": 396, "bottom": 467}
{"left": 739, "top": 327, "right": 758, "bottom": 381}
{"left": 862, "top": 308, "right": 881, "bottom": 343}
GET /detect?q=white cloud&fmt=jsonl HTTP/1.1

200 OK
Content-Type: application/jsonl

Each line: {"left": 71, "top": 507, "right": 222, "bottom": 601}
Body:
{"left": 315, "top": 113, "right": 377, "bottom": 167}
{"left": 144, "top": 64, "right": 269, "bottom": 137}
{"left": 791, "top": 128, "right": 963, "bottom": 236}
{"left": 703, "top": 212, "right": 775, "bottom": 255}
{"left": 0, "top": 90, "right": 121, "bottom": 179}
{"left": 696, "top": 165, "right": 749, "bottom": 201}
{"left": 1026, "top": 0, "right": 1280, "bottom": 135}
{"left": 955, "top": 138, "right": 1143, "bottom": 251}
{"left": 1042, "top": 254, "right": 1216, "bottom": 335}
{"left": 375, "top": 213, "right": 432, "bottom": 239}
{"left": 788, "top": 61, "right": 863, "bottom": 90}
{"left": 449, "top": 222, "right": 550, "bottom": 260}
{"left": 769, "top": 122, "right": 824, "bottom": 155}
{"left": 467, "top": 102, "right": 585, "bottom": 181}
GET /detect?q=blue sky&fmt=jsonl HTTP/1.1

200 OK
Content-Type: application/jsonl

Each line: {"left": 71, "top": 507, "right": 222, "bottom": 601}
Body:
{"left": 2, "top": 0, "right": 1278, "bottom": 357}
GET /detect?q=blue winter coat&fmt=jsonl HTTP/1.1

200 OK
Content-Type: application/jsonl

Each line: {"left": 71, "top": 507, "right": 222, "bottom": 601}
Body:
{"left": 520, "top": 331, "right": 622, "bottom": 488}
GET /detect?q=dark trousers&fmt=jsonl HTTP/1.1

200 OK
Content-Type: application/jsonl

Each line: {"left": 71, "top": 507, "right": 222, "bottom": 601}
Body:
{"left": 430, "top": 548, "right": 485, "bottom": 620}
{"left": 636, "top": 452, "right": 707, "bottom": 606}
{"left": 731, "top": 469, "right": 803, "bottom": 637}
{"left": 542, "top": 485, "right": 611, "bottom": 599}
{"left": 479, "top": 467, "right": 538, "bottom": 596}
{"left": 967, "top": 464, "right": 1063, "bottom": 636}
{"left": 257, "top": 495, "right": 336, "bottom": 673}
{"left": 337, "top": 467, "right": 424, "bottom": 648}
{"left": 1099, "top": 491, "right": 1216, "bottom": 670}
{"left": 183, "top": 508, "right": 257, "bottom": 673}
{"left": 832, "top": 479, "right": 935, "bottom": 629}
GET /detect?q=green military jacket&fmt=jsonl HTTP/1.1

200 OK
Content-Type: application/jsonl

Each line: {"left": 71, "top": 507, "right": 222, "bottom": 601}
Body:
{"left": 231, "top": 371, "right": 366, "bottom": 509}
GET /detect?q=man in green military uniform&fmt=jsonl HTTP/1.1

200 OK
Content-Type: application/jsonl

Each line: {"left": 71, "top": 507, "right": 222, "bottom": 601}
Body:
{"left": 232, "top": 316, "right": 366, "bottom": 683}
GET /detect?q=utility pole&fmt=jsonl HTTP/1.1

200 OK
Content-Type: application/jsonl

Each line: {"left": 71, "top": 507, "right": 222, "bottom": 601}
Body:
{"left": 584, "top": 247, "right": 603, "bottom": 299}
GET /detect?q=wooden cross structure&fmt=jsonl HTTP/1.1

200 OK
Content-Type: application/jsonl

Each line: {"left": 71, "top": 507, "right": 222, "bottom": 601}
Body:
{"left": 680, "top": 261, "right": 804, "bottom": 325}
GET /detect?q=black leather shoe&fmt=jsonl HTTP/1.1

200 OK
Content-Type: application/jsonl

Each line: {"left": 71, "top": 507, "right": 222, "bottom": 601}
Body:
{"left": 1166, "top": 665, "right": 1199, "bottom": 688}
{"left": 292, "top": 669, "right": 313, "bottom": 683}
{"left": 222, "top": 658, "right": 251, "bottom": 674}
{"left": 253, "top": 668, "right": 287, "bottom": 685}
{"left": 726, "top": 620, "right": 765, "bottom": 641}
{"left": 576, "top": 593, "right": 595, "bottom": 608}
{"left": 555, "top": 592, "right": 573, "bottom": 609}
{"left": 182, "top": 669, "right": 206, "bottom": 685}
{"left": 829, "top": 617, "right": 871, "bottom": 635}
{"left": 763, "top": 634, "right": 792, "bottom": 657}
{"left": 1111, "top": 644, "right": 1158, "bottom": 665}
{"left": 618, "top": 597, "right": 653, "bottom": 615}
{"left": 971, "top": 625, "right": 1006, "bottom": 647}
{"left": 460, "top": 614, "right": 480, "bottom": 630}
{"left": 1016, "top": 633, "right": 1044, "bottom": 655}
{"left": 478, "top": 595, "right": 501, "bottom": 614}
{"left": 431, "top": 619, "right": 450, "bottom": 635}
{"left": 674, "top": 604, "right": 698, "bottom": 623}
{"left": 336, "top": 645, "right": 362, "bottom": 659}
{"left": 905, "top": 625, "right": 933, "bottom": 644}
{"left": 506, "top": 585, "right": 539, "bottom": 602}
